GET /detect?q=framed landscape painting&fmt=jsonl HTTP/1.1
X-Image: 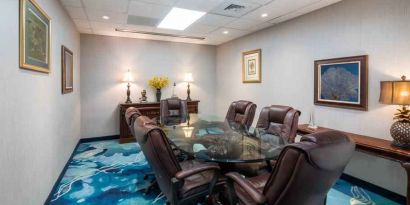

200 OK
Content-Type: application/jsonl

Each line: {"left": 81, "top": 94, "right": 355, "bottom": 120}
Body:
{"left": 62, "top": 46, "right": 73, "bottom": 94}
{"left": 242, "top": 49, "right": 261, "bottom": 83}
{"left": 314, "top": 55, "right": 368, "bottom": 111}
{"left": 19, "top": 0, "right": 51, "bottom": 73}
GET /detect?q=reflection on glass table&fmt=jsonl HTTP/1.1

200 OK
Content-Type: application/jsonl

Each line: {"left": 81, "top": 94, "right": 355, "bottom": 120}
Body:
{"left": 160, "top": 114, "right": 287, "bottom": 163}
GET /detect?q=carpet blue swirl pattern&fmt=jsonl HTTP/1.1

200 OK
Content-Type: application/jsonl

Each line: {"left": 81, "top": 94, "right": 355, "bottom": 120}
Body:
{"left": 47, "top": 140, "right": 402, "bottom": 205}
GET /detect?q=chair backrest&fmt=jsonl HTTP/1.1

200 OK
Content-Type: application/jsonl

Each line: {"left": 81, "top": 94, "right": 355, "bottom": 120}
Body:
{"left": 132, "top": 115, "right": 182, "bottom": 200}
{"left": 256, "top": 105, "right": 301, "bottom": 143}
{"left": 225, "top": 100, "right": 257, "bottom": 128}
{"left": 263, "top": 131, "right": 355, "bottom": 205}
{"left": 125, "top": 107, "right": 142, "bottom": 137}
{"left": 160, "top": 97, "right": 188, "bottom": 125}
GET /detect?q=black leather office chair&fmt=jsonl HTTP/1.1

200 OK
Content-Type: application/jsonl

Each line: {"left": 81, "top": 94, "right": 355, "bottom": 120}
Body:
{"left": 226, "top": 131, "right": 355, "bottom": 205}
{"left": 132, "top": 113, "right": 221, "bottom": 205}
{"left": 160, "top": 97, "right": 188, "bottom": 126}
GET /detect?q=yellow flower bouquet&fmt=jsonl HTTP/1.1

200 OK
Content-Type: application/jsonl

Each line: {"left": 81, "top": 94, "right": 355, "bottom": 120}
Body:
{"left": 148, "top": 76, "right": 169, "bottom": 102}
{"left": 148, "top": 76, "right": 169, "bottom": 89}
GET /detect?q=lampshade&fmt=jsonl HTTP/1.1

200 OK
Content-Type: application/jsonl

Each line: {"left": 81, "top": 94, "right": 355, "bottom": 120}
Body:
{"left": 182, "top": 127, "right": 194, "bottom": 138}
{"left": 122, "top": 70, "right": 134, "bottom": 83}
{"left": 184, "top": 73, "right": 194, "bottom": 82}
{"left": 379, "top": 76, "right": 410, "bottom": 105}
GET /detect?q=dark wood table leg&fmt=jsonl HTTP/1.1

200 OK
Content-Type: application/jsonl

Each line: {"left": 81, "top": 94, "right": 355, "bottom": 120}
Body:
{"left": 402, "top": 162, "right": 410, "bottom": 205}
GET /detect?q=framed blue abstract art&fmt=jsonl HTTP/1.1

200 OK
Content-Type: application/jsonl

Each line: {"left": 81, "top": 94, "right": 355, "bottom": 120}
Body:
{"left": 314, "top": 55, "right": 368, "bottom": 111}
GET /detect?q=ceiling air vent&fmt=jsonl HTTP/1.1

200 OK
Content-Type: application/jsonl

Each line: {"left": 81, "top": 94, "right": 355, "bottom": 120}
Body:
{"left": 115, "top": 28, "right": 205, "bottom": 40}
{"left": 224, "top": 4, "right": 245, "bottom": 11}
{"left": 210, "top": 0, "right": 261, "bottom": 17}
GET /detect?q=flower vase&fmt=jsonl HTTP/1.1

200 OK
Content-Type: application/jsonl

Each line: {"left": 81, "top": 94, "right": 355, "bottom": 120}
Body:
{"left": 156, "top": 89, "right": 162, "bottom": 102}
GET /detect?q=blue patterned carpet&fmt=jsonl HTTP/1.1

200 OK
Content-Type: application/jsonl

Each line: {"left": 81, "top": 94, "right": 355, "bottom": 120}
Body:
{"left": 47, "top": 140, "right": 402, "bottom": 205}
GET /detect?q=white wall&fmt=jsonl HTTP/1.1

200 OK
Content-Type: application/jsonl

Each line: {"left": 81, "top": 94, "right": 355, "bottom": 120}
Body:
{"left": 0, "top": 0, "right": 81, "bottom": 204}
{"left": 80, "top": 34, "right": 216, "bottom": 138}
{"left": 216, "top": 0, "right": 410, "bottom": 195}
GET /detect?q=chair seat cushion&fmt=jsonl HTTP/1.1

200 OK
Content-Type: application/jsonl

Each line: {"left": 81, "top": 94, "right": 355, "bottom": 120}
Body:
{"left": 179, "top": 160, "right": 216, "bottom": 198}
{"left": 233, "top": 161, "right": 269, "bottom": 176}
{"left": 169, "top": 110, "right": 180, "bottom": 116}
{"left": 234, "top": 173, "right": 270, "bottom": 205}
{"left": 267, "top": 122, "right": 283, "bottom": 136}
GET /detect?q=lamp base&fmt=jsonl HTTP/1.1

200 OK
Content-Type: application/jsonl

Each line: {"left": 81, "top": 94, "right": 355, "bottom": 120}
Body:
{"left": 125, "top": 83, "right": 132, "bottom": 104}
{"left": 390, "top": 121, "right": 410, "bottom": 150}
{"left": 186, "top": 83, "right": 191, "bottom": 101}
{"left": 125, "top": 99, "right": 132, "bottom": 104}
{"left": 392, "top": 141, "right": 410, "bottom": 150}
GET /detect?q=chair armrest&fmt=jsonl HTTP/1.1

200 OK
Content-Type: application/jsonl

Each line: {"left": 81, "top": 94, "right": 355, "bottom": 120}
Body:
{"left": 225, "top": 172, "right": 267, "bottom": 204}
{"left": 175, "top": 164, "right": 220, "bottom": 180}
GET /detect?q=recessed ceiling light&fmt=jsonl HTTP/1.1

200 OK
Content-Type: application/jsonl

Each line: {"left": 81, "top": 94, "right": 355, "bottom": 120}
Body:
{"left": 223, "top": 30, "right": 229, "bottom": 34}
{"left": 261, "top": 13, "right": 268, "bottom": 18}
{"left": 158, "top": 7, "right": 206, "bottom": 30}
{"left": 102, "top": 15, "right": 110, "bottom": 20}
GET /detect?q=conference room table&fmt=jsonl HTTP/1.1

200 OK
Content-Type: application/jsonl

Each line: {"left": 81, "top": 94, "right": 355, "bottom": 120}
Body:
{"left": 160, "top": 114, "right": 287, "bottom": 170}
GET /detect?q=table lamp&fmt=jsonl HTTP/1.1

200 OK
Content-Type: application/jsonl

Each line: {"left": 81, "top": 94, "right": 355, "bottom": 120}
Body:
{"left": 184, "top": 73, "right": 194, "bottom": 101}
{"left": 379, "top": 75, "right": 410, "bottom": 148}
{"left": 122, "top": 69, "right": 133, "bottom": 103}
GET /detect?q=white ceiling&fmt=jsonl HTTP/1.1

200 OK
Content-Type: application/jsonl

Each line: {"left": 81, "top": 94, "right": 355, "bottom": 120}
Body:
{"left": 60, "top": 0, "right": 342, "bottom": 45}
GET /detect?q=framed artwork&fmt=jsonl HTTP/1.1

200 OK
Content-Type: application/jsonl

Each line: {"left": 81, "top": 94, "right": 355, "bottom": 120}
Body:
{"left": 242, "top": 49, "right": 261, "bottom": 83}
{"left": 19, "top": 0, "right": 51, "bottom": 73}
{"left": 314, "top": 55, "right": 368, "bottom": 111}
{"left": 62, "top": 46, "right": 73, "bottom": 94}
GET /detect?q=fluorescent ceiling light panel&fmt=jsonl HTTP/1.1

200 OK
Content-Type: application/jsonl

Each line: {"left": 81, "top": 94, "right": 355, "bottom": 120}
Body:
{"left": 158, "top": 7, "right": 206, "bottom": 30}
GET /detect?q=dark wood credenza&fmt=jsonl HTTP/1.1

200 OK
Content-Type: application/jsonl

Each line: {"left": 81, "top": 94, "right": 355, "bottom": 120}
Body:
{"left": 297, "top": 124, "right": 410, "bottom": 205}
{"left": 119, "top": 100, "right": 200, "bottom": 143}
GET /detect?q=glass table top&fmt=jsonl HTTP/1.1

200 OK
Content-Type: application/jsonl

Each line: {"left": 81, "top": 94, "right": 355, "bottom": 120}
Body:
{"left": 160, "top": 114, "right": 287, "bottom": 163}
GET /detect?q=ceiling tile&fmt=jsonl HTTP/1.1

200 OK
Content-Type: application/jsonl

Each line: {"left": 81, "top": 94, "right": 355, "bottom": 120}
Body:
{"left": 262, "top": 0, "right": 321, "bottom": 20}
{"left": 174, "top": 0, "right": 224, "bottom": 12}
{"left": 65, "top": 6, "right": 87, "bottom": 19}
{"left": 195, "top": 14, "right": 236, "bottom": 27}
{"left": 249, "top": 22, "right": 274, "bottom": 31}
{"left": 89, "top": 22, "right": 132, "bottom": 34}
{"left": 78, "top": 27, "right": 93, "bottom": 34}
{"left": 185, "top": 23, "right": 219, "bottom": 34}
{"left": 133, "top": 0, "right": 178, "bottom": 6}
{"left": 118, "top": 23, "right": 156, "bottom": 32}
{"left": 247, "top": 0, "right": 274, "bottom": 5}
{"left": 205, "top": 27, "right": 251, "bottom": 44}
{"left": 73, "top": 19, "right": 91, "bottom": 29}
{"left": 127, "top": 15, "right": 159, "bottom": 27}
{"left": 128, "top": 1, "right": 172, "bottom": 19}
{"left": 82, "top": 0, "right": 129, "bottom": 13}
{"left": 269, "top": 0, "right": 341, "bottom": 24}
{"left": 86, "top": 10, "right": 128, "bottom": 24}
{"left": 90, "top": 21, "right": 117, "bottom": 31}
{"left": 241, "top": 4, "right": 278, "bottom": 21}
{"left": 226, "top": 18, "right": 259, "bottom": 30}
{"left": 208, "top": 27, "right": 249, "bottom": 38}
{"left": 60, "top": 0, "right": 82, "bottom": 7}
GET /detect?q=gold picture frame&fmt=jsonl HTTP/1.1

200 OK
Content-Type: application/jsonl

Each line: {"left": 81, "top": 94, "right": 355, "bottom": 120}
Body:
{"left": 19, "top": 0, "right": 51, "bottom": 73}
{"left": 62, "top": 46, "right": 73, "bottom": 94}
{"left": 242, "top": 49, "right": 261, "bottom": 83}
